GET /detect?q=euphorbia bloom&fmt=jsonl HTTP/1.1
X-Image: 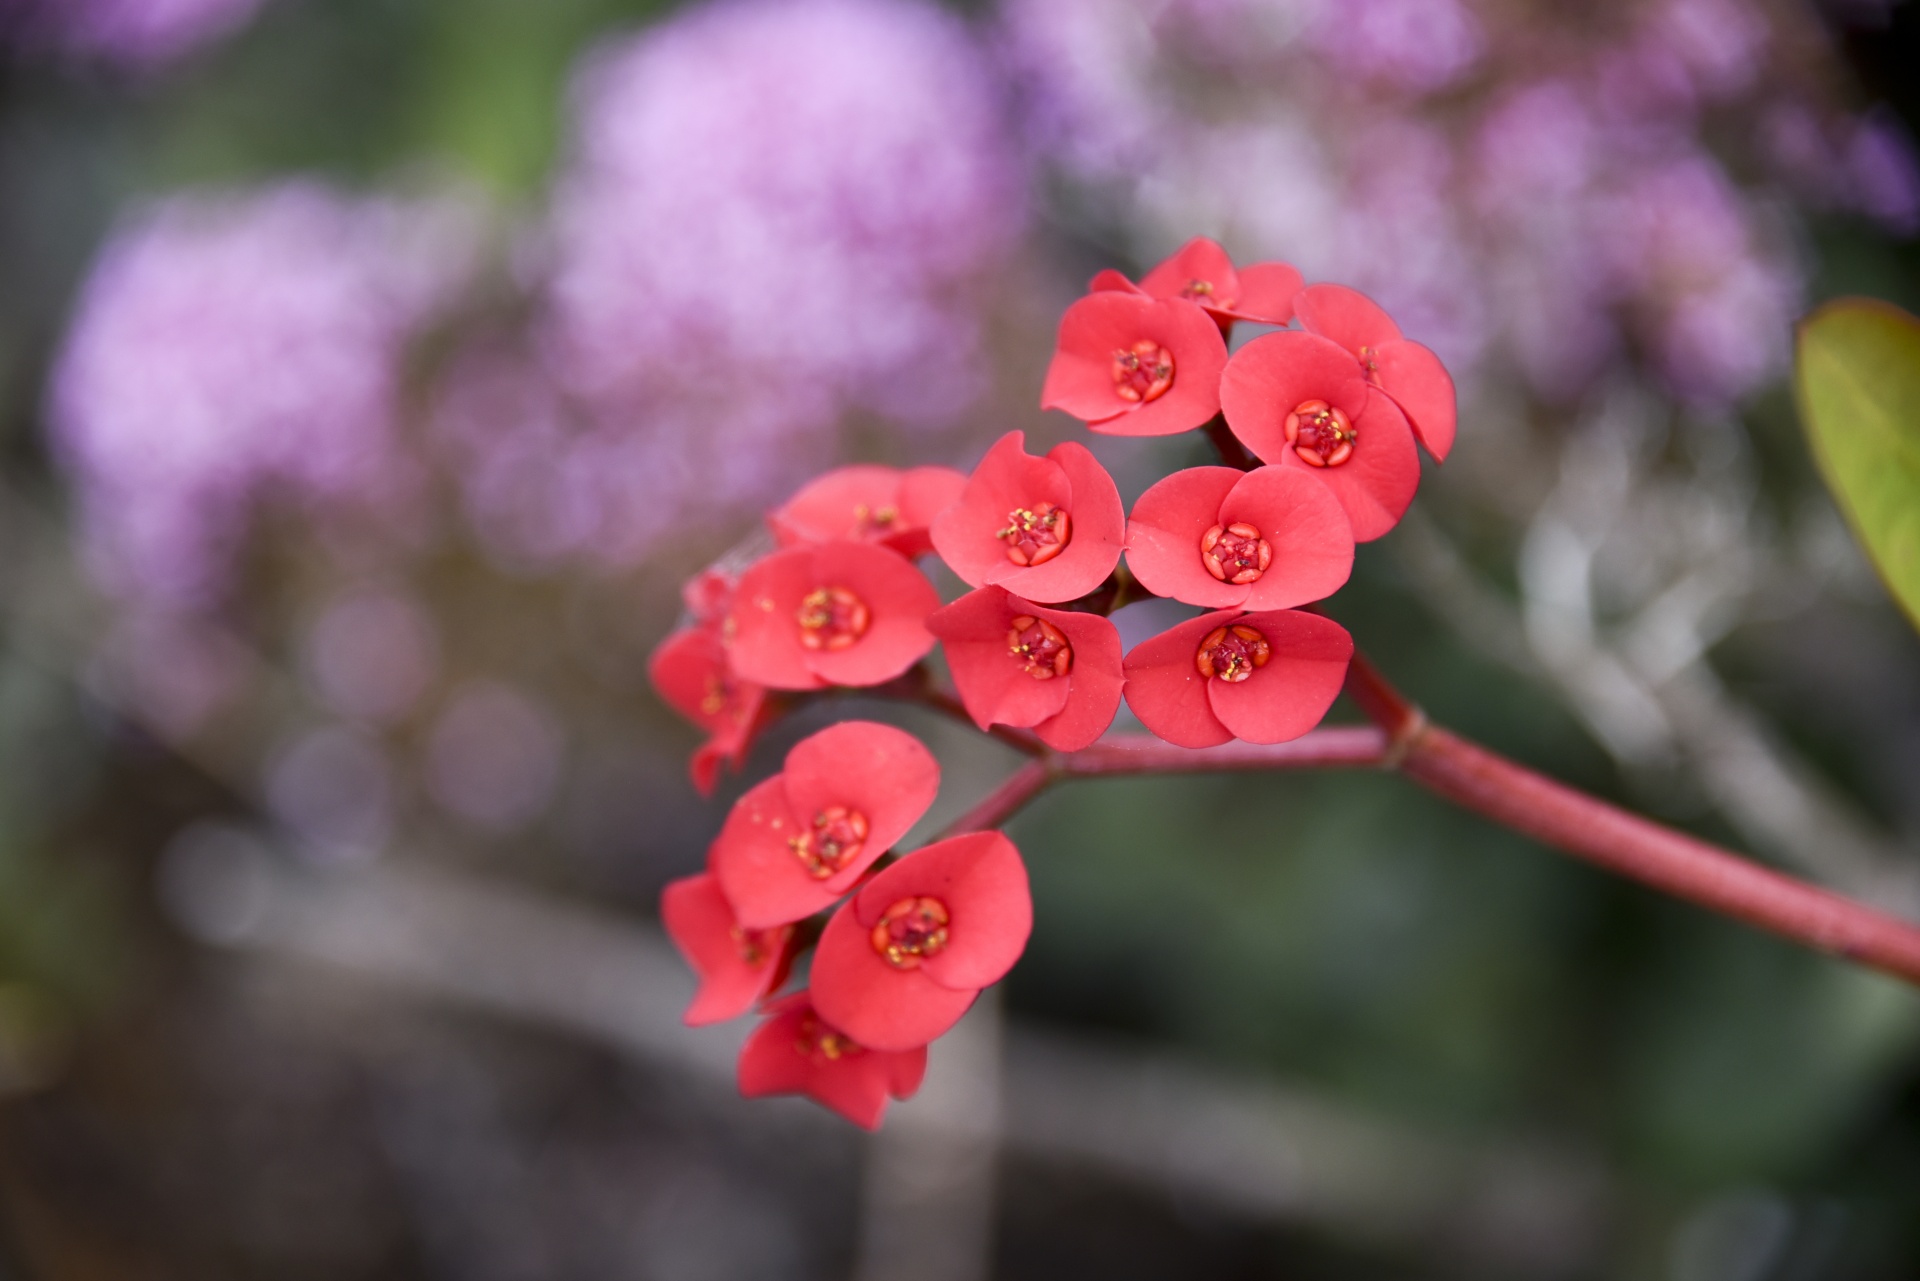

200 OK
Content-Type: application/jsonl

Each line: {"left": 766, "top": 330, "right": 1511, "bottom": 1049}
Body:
{"left": 811, "top": 830, "right": 1032, "bottom": 1051}
{"left": 726, "top": 540, "right": 938, "bottom": 689}
{"left": 737, "top": 991, "right": 927, "bottom": 1130}
{"left": 1039, "top": 292, "right": 1228, "bottom": 436}
{"left": 1091, "top": 235, "right": 1304, "bottom": 330}
{"left": 710, "top": 720, "right": 940, "bottom": 930}
{"left": 1219, "top": 332, "right": 1422, "bottom": 542}
{"left": 661, "top": 872, "right": 793, "bottom": 1025}
{"left": 930, "top": 431, "right": 1124, "bottom": 603}
{"left": 1294, "top": 283, "right": 1457, "bottom": 462}
{"left": 1122, "top": 609, "right": 1353, "bottom": 748}
{"left": 1126, "top": 465, "right": 1355, "bottom": 611}
{"left": 927, "top": 586, "right": 1125, "bottom": 752}
{"left": 648, "top": 625, "right": 768, "bottom": 795}
{"left": 769, "top": 464, "right": 968, "bottom": 559}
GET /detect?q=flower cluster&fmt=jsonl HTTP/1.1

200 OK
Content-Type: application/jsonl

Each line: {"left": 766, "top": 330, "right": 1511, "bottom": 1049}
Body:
{"left": 655, "top": 239, "right": 1454, "bottom": 1126}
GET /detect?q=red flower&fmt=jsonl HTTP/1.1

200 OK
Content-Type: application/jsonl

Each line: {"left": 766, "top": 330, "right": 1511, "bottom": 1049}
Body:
{"left": 1218, "top": 332, "right": 1422, "bottom": 543}
{"left": 769, "top": 464, "right": 967, "bottom": 560}
{"left": 930, "top": 431, "right": 1124, "bottom": 603}
{"left": 725, "top": 541, "right": 939, "bottom": 690}
{"left": 1122, "top": 608, "right": 1352, "bottom": 748}
{"left": 1092, "top": 235, "right": 1304, "bottom": 329}
{"left": 660, "top": 872, "right": 794, "bottom": 1025}
{"left": 1126, "top": 465, "right": 1355, "bottom": 611}
{"left": 648, "top": 625, "right": 768, "bottom": 796}
{"left": 710, "top": 720, "right": 941, "bottom": 930}
{"left": 810, "top": 831, "right": 1032, "bottom": 1052}
{"left": 1039, "top": 293, "right": 1228, "bottom": 436}
{"left": 927, "top": 586, "right": 1125, "bottom": 752}
{"left": 737, "top": 990, "right": 927, "bottom": 1130}
{"left": 1294, "top": 283, "right": 1457, "bottom": 462}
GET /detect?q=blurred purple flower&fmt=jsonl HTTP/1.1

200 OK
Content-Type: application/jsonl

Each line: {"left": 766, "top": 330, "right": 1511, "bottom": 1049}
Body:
{"left": 266, "top": 724, "right": 393, "bottom": 862}
{"left": 520, "top": 0, "right": 1020, "bottom": 567}
{"left": 12, "top": 0, "right": 271, "bottom": 67}
{"left": 1308, "top": 0, "right": 1482, "bottom": 95}
{"left": 1845, "top": 114, "right": 1920, "bottom": 235}
{"left": 302, "top": 586, "right": 440, "bottom": 725}
{"left": 48, "top": 183, "right": 475, "bottom": 604}
{"left": 425, "top": 682, "right": 564, "bottom": 834}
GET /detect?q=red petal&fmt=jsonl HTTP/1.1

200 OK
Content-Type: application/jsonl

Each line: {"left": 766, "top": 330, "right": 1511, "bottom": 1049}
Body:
{"left": 1219, "top": 331, "right": 1371, "bottom": 464}
{"left": 996, "top": 440, "right": 1125, "bottom": 603}
{"left": 661, "top": 873, "right": 785, "bottom": 1025}
{"left": 1203, "top": 609, "right": 1352, "bottom": 744}
{"left": 1120, "top": 611, "right": 1236, "bottom": 749}
{"left": 783, "top": 721, "right": 942, "bottom": 895}
{"left": 1275, "top": 388, "right": 1420, "bottom": 542}
{"left": 801, "top": 542, "right": 939, "bottom": 687}
{"left": 710, "top": 775, "right": 822, "bottom": 929}
{"left": 1088, "top": 268, "right": 1144, "bottom": 294}
{"left": 726, "top": 549, "right": 827, "bottom": 690}
{"left": 1293, "top": 282, "right": 1401, "bottom": 352}
{"left": 769, "top": 465, "right": 903, "bottom": 547}
{"left": 852, "top": 831, "right": 1033, "bottom": 992}
{"left": 889, "top": 1044, "right": 929, "bottom": 1100}
{"left": 811, "top": 902, "right": 979, "bottom": 1052}
{"left": 894, "top": 466, "right": 969, "bottom": 555}
{"left": 648, "top": 627, "right": 727, "bottom": 728}
{"left": 927, "top": 586, "right": 1074, "bottom": 731}
{"left": 1222, "top": 261, "right": 1305, "bottom": 325}
{"left": 1124, "top": 466, "right": 1247, "bottom": 609}
{"left": 1374, "top": 339, "right": 1456, "bottom": 463}
{"left": 1031, "top": 608, "right": 1124, "bottom": 752}
{"left": 737, "top": 993, "right": 902, "bottom": 1130}
{"left": 1040, "top": 294, "right": 1228, "bottom": 437}
{"left": 931, "top": 432, "right": 1073, "bottom": 590}
{"left": 1138, "top": 236, "right": 1240, "bottom": 305}
{"left": 1218, "top": 466, "right": 1355, "bottom": 610}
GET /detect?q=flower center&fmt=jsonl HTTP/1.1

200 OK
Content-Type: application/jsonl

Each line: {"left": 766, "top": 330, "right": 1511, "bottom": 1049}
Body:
{"left": 1200, "top": 522, "right": 1272, "bottom": 585}
{"left": 996, "top": 502, "right": 1071, "bottom": 567}
{"left": 700, "top": 673, "right": 733, "bottom": 718}
{"left": 870, "top": 896, "right": 951, "bottom": 970}
{"left": 1357, "top": 345, "right": 1382, "bottom": 384}
{"left": 1110, "top": 340, "right": 1175, "bottom": 404}
{"left": 795, "top": 1012, "right": 862, "bottom": 1063}
{"left": 853, "top": 503, "right": 900, "bottom": 537}
{"left": 1180, "top": 278, "right": 1218, "bottom": 302}
{"left": 1007, "top": 614, "right": 1073, "bottom": 680}
{"left": 1284, "top": 399, "right": 1356, "bottom": 467}
{"left": 789, "top": 805, "right": 870, "bottom": 879}
{"left": 1194, "top": 623, "right": 1272, "bottom": 683}
{"left": 729, "top": 922, "right": 790, "bottom": 968}
{"left": 796, "top": 586, "right": 870, "bottom": 650}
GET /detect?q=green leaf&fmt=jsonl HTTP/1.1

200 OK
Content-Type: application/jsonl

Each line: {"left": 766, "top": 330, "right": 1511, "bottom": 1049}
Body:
{"left": 1795, "top": 298, "right": 1920, "bottom": 633}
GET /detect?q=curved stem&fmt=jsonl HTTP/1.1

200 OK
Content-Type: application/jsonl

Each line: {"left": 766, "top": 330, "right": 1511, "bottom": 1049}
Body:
{"left": 1341, "top": 654, "right": 1920, "bottom": 987}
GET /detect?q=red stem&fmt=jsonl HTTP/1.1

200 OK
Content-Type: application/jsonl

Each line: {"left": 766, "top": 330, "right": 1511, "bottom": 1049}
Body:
{"left": 924, "top": 652, "right": 1920, "bottom": 988}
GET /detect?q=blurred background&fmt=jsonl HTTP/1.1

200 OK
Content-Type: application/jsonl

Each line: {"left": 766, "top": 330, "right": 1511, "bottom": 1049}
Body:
{"left": 0, "top": 0, "right": 1918, "bottom": 1275}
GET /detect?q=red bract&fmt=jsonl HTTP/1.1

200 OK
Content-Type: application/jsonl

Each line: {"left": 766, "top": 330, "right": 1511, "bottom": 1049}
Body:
{"left": 661, "top": 873, "right": 793, "bottom": 1026}
{"left": 648, "top": 626, "right": 768, "bottom": 796}
{"left": 1122, "top": 608, "right": 1353, "bottom": 749}
{"left": 1039, "top": 293, "right": 1228, "bottom": 436}
{"left": 769, "top": 464, "right": 967, "bottom": 560}
{"left": 1093, "top": 236, "right": 1304, "bottom": 329}
{"left": 710, "top": 720, "right": 941, "bottom": 930}
{"left": 1294, "top": 283, "right": 1457, "bottom": 463}
{"left": 927, "top": 586, "right": 1125, "bottom": 752}
{"left": 1219, "top": 332, "right": 1422, "bottom": 543}
{"left": 725, "top": 541, "right": 938, "bottom": 690}
{"left": 737, "top": 991, "right": 927, "bottom": 1130}
{"left": 930, "top": 431, "right": 1124, "bottom": 603}
{"left": 1126, "top": 465, "right": 1355, "bottom": 611}
{"left": 811, "top": 831, "right": 1032, "bottom": 1052}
